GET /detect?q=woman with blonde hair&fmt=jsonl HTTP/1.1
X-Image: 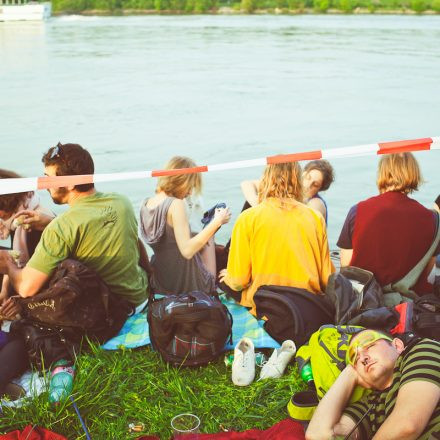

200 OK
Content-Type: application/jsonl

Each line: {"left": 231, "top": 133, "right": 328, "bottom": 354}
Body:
{"left": 140, "top": 156, "right": 231, "bottom": 295}
{"left": 220, "top": 161, "right": 334, "bottom": 315}
{"left": 240, "top": 159, "right": 335, "bottom": 223}
{"left": 337, "top": 152, "right": 440, "bottom": 294}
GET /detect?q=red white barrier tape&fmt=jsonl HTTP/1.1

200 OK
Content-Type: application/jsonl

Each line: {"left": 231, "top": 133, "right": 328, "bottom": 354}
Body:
{"left": 1, "top": 136, "right": 439, "bottom": 196}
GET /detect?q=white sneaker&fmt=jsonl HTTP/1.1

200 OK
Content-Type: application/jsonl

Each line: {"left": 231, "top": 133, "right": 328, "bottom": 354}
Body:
{"left": 259, "top": 340, "right": 296, "bottom": 380}
{"left": 232, "top": 337, "right": 256, "bottom": 386}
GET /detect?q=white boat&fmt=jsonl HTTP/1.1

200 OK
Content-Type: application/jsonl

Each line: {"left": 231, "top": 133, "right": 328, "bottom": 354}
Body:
{"left": 0, "top": 0, "right": 51, "bottom": 21}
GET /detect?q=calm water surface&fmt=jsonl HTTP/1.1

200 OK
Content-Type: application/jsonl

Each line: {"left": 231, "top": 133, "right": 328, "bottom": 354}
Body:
{"left": 1, "top": 15, "right": 439, "bottom": 246}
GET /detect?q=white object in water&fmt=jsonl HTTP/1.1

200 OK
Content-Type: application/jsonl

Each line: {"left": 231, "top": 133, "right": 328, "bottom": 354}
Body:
{"left": 0, "top": 0, "right": 51, "bottom": 21}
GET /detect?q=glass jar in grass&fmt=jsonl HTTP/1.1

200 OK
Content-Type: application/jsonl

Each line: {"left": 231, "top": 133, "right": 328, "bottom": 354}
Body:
{"left": 171, "top": 413, "right": 200, "bottom": 439}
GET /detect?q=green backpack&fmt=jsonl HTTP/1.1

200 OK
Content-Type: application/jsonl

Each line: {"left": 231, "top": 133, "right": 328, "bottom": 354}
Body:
{"left": 288, "top": 325, "right": 367, "bottom": 422}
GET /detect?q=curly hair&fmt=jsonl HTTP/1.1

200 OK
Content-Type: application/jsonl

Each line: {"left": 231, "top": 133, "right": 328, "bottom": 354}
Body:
{"left": 376, "top": 152, "right": 422, "bottom": 194}
{"left": 0, "top": 169, "right": 33, "bottom": 214}
{"left": 258, "top": 161, "right": 303, "bottom": 205}
{"left": 157, "top": 156, "right": 202, "bottom": 199}
{"left": 304, "top": 159, "right": 335, "bottom": 191}
{"left": 42, "top": 142, "right": 95, "bottom": 192}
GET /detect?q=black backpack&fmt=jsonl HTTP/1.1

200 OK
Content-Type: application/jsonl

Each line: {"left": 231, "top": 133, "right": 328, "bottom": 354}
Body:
{"left": 392, "top": 294, "right": 440, "bottom": 341}
{"left": 254, "top": 285, "right": 335, "bottom": 346}
{"left": 11, "top": 259, "right": 134, "bottom": 368}
{"left": 147, "top": 291, "right": 233, "bottom": 367}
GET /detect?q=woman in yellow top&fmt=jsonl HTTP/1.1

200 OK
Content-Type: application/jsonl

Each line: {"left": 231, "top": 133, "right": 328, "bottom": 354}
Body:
{"left": 219, "top": 161, "right": 334, "bottom": 316}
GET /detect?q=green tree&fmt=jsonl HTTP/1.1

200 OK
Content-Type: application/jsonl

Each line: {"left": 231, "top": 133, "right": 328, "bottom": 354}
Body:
{"left": 241, "top": 0, "right": 257, "bottom": 11}
{"left": 288, "top": 0, "right": 305, "bottom": 9}
{"left": 337, "top": 0, "right": 354, "bottom": 11}
{"left": 313, "top": 0, "right": 329, "bottom": 11}
{"left": 410, "top": 0, "right": 426, "bottom": 11}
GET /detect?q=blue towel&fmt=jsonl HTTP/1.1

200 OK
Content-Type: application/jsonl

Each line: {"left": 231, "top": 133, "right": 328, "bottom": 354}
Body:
{"left": 102, "top": 294, "right": 280, "bottom": 351}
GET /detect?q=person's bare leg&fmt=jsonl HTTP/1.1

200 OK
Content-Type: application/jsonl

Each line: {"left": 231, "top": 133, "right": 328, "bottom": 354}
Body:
{"left": 199, "top": 237, "right": 216, "bottom": 277}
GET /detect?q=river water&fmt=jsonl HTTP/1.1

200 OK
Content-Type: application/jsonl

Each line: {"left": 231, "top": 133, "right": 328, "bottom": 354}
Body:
{"left": 1, "top": 15, "right": 439, "bottom": 246}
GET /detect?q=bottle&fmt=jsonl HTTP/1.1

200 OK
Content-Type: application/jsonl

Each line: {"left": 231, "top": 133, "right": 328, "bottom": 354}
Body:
{"left": 300, "top": 362, "right": 315, "bottom": 388}
{"left": 49, "top": 359, "right": 75, "bottom": 405}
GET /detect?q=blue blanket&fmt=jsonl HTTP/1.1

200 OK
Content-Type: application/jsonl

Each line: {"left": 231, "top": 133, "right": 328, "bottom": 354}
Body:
{"left": 102, "top": 295, "right": 280, "bottom": 351}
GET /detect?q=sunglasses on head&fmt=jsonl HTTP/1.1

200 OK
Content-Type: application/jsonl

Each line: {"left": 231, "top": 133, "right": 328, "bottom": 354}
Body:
{"left": 346, "top": 330, "right": 392, "bottom": 366}
{"left": 49, "top": 142, "right": 63, "bottom": 160}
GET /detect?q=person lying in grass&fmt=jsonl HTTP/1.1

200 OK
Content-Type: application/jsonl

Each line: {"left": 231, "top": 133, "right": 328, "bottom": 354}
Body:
{"left": 306, "top": 329, "right": 440, "bottom": 440}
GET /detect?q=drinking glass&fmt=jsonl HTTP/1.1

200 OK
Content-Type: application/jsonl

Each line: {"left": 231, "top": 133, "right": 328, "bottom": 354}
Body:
{"left": 171, "top": 413, "right": 200, "bottom": 439}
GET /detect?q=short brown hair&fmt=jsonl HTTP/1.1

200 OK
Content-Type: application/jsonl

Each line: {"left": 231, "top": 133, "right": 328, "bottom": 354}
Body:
{"left": 0, "top": 169, "right": 33, "bottom": 214}
{"left": 42, "top": 143, "right": 95, "bottom": 192}
{"left": 157, "top": 156, "right": 202, "bottom": 199}
{"left": 304, "top": 159, "right": 335, "bottom": 191}
{"left": 258, "top": 161, "right": 303, "bottom": 204}
{"left": 376, "top": 152, "right": 422, "bottom": 194}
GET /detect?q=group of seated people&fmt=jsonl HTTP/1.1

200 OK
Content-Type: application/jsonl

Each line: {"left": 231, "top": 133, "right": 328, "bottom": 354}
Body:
{"left": 0, "top": 142, "right": 439, "bottom": 438}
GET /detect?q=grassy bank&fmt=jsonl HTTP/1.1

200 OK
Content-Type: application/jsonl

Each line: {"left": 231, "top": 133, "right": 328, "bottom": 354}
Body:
{"left": 51, "top": 0, "right": 440, "bottom": 15}
{"left": 0, "top": 344, "right": 302, "bottom": 439}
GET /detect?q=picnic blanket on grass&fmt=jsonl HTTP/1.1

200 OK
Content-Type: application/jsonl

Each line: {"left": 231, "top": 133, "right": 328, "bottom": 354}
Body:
{"left": 102, "top": 294, "right": 280, "bottom": 351}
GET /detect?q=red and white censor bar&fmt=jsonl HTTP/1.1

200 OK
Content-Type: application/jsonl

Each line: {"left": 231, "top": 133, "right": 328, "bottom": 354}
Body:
{"left": 1, "top": 136, "right": 439, "bottom": 196}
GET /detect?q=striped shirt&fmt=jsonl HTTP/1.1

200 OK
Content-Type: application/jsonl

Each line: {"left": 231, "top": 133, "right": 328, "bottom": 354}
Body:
{"left": 343, "top": 339, "right": 440, "bottom": 440}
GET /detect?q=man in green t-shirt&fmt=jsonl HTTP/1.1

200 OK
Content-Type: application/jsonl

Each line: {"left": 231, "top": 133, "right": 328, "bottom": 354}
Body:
{"left": 0, "top": 142, "right": 148, "bottom": 309}
{"left": 306, "top": 329, "right": 440, "bottom": 440}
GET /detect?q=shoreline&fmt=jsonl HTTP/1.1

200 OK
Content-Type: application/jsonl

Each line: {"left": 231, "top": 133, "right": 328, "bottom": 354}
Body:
{"left": 53, "top": 7, "right": 440, "bottom": 15}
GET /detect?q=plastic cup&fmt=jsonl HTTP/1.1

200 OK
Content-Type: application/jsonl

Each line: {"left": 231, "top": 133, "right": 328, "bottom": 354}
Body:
{"left": 171, "top": 413, "right": 200, "bottom": 439}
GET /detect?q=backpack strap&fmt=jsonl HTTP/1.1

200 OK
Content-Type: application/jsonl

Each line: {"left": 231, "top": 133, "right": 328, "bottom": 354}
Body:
{"left": 383, "top": 211, "right": 440, "bottom": 299}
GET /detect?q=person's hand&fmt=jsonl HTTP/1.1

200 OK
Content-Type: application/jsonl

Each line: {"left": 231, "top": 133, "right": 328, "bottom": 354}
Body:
{"left": 13, "top": 210, "right": 54, "bottom": 232}
{"left": 213, "top": 207, "right": 231, "bottom": 226}
{"left": 0, "top": 297, "right": 21, "bottom": 320}
{"left": 344, "top": 363, "right": 371, "bottom": 389}
{"left": 218, "top": 268, "right": 228, "bottom": 283}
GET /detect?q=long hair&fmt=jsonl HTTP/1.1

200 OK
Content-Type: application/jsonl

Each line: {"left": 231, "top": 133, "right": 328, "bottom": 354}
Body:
{"left": 0, "top": 169, "right": 33, "bottom": 214}
{"left": 258, "top": 161, "right": 303, "bottom": 204}
{"left": 157, "top": 156, "right": 202, "bottom": 199}
{"left": 376, "top": 152, "right": 422, "bottom": 194}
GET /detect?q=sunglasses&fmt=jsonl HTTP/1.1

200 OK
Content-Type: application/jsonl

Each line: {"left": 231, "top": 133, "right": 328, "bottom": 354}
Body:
{"left": 346, "top": 330, "right": 392, "bottom": 366}
{"left": 49, "top": 142, "right": 64, "bottom": 160}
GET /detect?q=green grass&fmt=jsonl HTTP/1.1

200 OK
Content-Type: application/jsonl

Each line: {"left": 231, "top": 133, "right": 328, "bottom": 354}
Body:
{"left": 0, "top": 344, "right": 304, "bottom": 439}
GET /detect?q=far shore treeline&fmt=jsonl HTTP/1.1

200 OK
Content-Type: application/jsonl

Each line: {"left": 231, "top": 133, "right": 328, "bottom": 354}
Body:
{"left": 50, "top": 0, "right": 440, "bottom": 15}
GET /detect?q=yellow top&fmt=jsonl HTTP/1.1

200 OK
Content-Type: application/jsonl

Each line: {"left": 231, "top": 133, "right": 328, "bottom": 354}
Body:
{"left": 224, "top": 198, "right": 334, "bottom": 315}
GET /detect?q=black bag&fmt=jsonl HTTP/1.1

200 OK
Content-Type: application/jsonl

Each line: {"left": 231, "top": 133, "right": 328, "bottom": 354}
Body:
{"left": 253, "top": 285, "right": 335, "bottom": 346}
{"left": 147, "top": 291, "right": 233, "bottom": 367}
{"left": 10, "top": 319, "right": 78, "bottom": 370}
{"left": 392, "top": 295, "right": 440, "bottom": 341}
{"left": 326, "top": 266, "right": 398, "bottom": 331}
{"left": 16, "top": 259, "right": 134, "bottom": 343}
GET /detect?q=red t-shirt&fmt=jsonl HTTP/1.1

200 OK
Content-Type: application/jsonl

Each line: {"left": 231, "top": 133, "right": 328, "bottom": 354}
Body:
{"left": 337, "top": 191, "right": 438, "bottom": 294}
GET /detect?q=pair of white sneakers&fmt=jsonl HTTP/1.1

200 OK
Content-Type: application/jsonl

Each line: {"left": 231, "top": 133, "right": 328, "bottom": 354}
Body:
{"left": 231, "top": 338, "right": 296, "bottom": 386}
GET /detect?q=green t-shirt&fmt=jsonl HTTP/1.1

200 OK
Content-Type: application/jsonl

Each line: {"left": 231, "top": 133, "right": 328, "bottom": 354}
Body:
{"left": 344, "top": 338, "right": 440, "bottom": 440}
{"left": 28, "top": 192, "right": 148, "bottom": 306}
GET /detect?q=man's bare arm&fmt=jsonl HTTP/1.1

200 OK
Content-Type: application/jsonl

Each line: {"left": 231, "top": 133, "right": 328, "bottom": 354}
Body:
{"left": 372, "top": 381, "right": 440, "bottom": 440}
{"left": 340, "top": 248, "right": 353, "bottom": 267}
{"left": 1, "top": 251, "right": 49, "bottom": 297}
{"left": 306, "top": 366, "right": 359, "bottom": 440}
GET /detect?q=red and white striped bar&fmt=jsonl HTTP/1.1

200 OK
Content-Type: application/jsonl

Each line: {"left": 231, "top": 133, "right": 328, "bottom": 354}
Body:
{"left": 0, "top": 136, "right": 439, "bottom": 196}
